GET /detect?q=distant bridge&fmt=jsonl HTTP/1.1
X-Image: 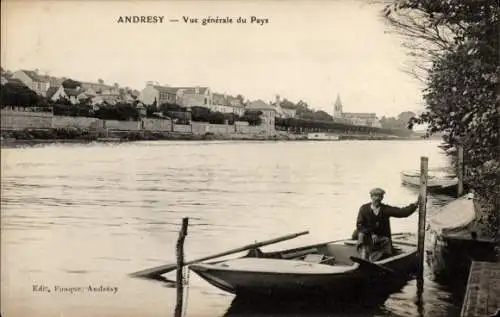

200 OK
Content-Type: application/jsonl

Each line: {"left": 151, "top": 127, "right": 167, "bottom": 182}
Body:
{"left": 275, "top": 117, "right": 411, "bottom": 137}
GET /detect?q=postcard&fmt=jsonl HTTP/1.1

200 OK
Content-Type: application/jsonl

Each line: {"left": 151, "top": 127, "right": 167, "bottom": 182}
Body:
{"left": 2, "top": 1, "right": 497, "bottom": 317}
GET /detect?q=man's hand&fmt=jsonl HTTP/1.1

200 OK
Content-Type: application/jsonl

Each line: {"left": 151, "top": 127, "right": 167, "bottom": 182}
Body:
{"left": 371, "top": 234, "right": 378, "bottom": 245}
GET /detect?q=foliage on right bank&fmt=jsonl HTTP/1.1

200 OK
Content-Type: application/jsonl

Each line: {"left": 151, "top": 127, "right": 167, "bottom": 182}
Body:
{"left": 385, "top": 0, "right": 499, "bottom": 235}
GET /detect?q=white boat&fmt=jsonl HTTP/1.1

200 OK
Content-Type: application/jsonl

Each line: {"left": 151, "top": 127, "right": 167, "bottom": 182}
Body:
{"left": 307, "top": 132, "right": 340, "bottom": 140}
{"left": 426, "top": 194, "right": 498, "bottom": 280}
{"left": 401, "top": 169, "right": 458, "bottom": 192}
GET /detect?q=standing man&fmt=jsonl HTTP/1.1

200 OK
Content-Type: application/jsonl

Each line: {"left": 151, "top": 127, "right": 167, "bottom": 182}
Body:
{"left": 355, "top": 188, "right": 421, "bottom": 261}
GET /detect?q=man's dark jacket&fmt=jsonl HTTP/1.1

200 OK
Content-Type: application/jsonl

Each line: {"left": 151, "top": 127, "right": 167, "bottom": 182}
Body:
{"left": 355, "top": 202, "right": 418, "bottom": 239}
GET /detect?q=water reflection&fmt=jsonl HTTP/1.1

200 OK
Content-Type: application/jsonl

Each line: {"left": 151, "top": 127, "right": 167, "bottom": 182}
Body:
{"left": 223, "top": 281, "right": 408, "bottom": 317}
{"left": 221, "top": 275, "right": 462, "bottom": 317}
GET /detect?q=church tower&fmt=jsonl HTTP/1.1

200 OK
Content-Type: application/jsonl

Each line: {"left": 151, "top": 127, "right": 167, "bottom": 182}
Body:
{"left": 333, "top": 94, "right": 343, "bottom": 118}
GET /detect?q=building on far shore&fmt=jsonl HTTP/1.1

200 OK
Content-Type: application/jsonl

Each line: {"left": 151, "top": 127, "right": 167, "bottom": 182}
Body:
{"left": 246, "top": 100, "right": 277, "bottom": 135}
{"left": 140, "top": 82, "right": 246, "bottom": 116}
{"left": 270, "top": 95, "right": 297, "bottom": 119}
{"left": 176, "top": 87, "right": 212, "bottom": 109}
{"left": 212, "top": 93, "right": 245, "bottom": 116}
{"left": 333, "top": 94, "right": 381, "bottom": 128}
{"left": 140, "top": 82, "right": 178, "bottom": 106}
{"left": 11, "top": 70, "right": 50, "bottom": 96}
{"left": 140, "top": 82, "right": 213, "bottom": 109}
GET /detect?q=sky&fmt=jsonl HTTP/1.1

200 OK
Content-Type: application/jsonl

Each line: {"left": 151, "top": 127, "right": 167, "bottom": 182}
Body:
{"left": 1, "top": 0, "right": 426, "bottom": 117}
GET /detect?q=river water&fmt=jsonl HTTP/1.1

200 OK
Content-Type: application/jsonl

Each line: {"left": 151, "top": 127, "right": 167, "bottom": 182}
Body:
{"left": 1, "top": 140, "right": 464, "bottom": 317}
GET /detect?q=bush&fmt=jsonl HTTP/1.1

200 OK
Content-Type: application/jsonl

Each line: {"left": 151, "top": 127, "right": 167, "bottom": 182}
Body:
{"left": 190, "top": 106, "right": 211, "bottom": 122}
{"left": 0, "top": 82, "right": 46, "bottom": 107}
{"left": 95, "top": 103, "right": 139, "bottom": 121}
{"left": 53, "top": 103, "right": 93, "bottom": 117}
{"left": 242, "top": 110, "right": 263, "bottom": 126}
{"left": 208, "top": 111, "right": 226, "bottom": 124}
{"left": 388, "top": 0, "right": 499, "bottom": 235}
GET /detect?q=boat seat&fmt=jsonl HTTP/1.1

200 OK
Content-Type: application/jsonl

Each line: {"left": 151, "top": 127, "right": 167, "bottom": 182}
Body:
{"left": 281, "top": 248, "right": 319, "bottom": 259}
{"left": 303, "top": 254, "right": 325, "bottom": 263}
{"left": 303, "top": 254, "right": 336, "bottom": 264}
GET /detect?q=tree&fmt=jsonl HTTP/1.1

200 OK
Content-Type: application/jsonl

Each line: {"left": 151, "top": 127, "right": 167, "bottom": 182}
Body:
{"left": 236, "top": 94, "right": 245, "bottom": 106}
{"left": 380, "top": 116, "right": 399, "bottom": 129}
{"left": 280, "top": 99, "right": 296, "bottom": 109}
{"left": 385, "top": 0, "right": 499, "bottom": 235}
{"left": 98, "top": 79, "right": 104, "bottom": 84}
{"left": 397, "top": 111, "right": 416, "bottom": 128}
{"left": 62, "top": 79, "right": 81, "bottom": 89}
{"left": 53, "top": 101, "right": 93, "bottom": 117}
{"left": 190, "top": 106, "right": 211, "bottom": 122}
{"left": 208, "top": 111, "right": 226, "bottom": 124}
{"left": 379, "top": 112, "right": 416, "bottom": 130}
{"left": 0, "top": 82, "right": 45, "bottom": 107}
{"left": 94, "top": 102, "right": 139, "bottom": 121}
{"left": 242, "top": 110, "right": 263, "bottom": 126}
{"left": 311, "top": 110, "right": 333, "bottom": 121}
{"left": 223, "top": 113, "right": 239, "bottom": 125}
{"left": 159, "top": 103, "right": 183, "bottom": 113}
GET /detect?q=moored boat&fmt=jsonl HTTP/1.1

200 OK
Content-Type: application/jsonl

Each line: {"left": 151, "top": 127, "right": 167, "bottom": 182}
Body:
{"left": 307, "top": 132, "right": 340, "bottom": 141}
{"left": 426, "top": 194, "right": 498, "bottom": 281}
{"left": 401, "top": 169, "right": 458, "bottom": 195}
{"left": 189, "top": 235, "right": 418, "bottom": 297}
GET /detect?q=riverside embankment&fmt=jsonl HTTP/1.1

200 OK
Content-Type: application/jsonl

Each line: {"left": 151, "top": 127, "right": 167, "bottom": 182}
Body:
{"left": 0, "top": 109, "right": 406, "bottom": 146}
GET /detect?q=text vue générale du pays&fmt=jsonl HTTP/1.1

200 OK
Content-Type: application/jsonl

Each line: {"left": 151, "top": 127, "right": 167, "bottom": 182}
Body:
{"left": 116, "top": 15, "right": 270, "bottom": 26}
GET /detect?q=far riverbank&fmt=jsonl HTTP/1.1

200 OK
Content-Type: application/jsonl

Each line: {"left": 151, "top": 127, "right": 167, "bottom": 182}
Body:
{"left": 0, "top": 128, "right": 420, "bottom": 148}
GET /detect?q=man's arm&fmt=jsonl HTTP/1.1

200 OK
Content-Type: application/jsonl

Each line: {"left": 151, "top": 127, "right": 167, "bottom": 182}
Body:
{"left": 384, "top": 196, "right": 420, "bottom": 218}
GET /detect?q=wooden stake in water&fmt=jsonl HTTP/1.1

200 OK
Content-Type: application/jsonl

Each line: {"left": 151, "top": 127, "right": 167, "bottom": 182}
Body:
{"left": 417, "top": 156, "right": 428, "bottom": 296}
{"left": 174, "top": 218, "right": 189, "bottom": 317}
{"left": 457, "top": 145, "right": 464, "bottom": 197}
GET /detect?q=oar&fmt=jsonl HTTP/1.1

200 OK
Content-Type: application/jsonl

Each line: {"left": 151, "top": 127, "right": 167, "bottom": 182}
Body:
{"left": 350, "top": 256, "right": 395, "bottom": 275}
{"left": 130, "top": 230, "right": 309, "bottom": 278}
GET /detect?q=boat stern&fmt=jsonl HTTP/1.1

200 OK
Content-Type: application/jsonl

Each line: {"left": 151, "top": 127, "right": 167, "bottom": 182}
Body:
{"left": 189, "top": 263, "right": 237, "bottom": 294}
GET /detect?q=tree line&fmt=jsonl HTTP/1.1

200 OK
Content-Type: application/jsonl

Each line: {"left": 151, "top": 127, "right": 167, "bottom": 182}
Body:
{"left": 385, "top": 0, "right": 499, "bottom": 234}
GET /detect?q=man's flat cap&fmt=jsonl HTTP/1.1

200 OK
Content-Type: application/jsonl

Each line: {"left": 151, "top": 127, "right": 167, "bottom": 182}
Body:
{"left": 370, "top": 188, "right": 386, "bottom": 196}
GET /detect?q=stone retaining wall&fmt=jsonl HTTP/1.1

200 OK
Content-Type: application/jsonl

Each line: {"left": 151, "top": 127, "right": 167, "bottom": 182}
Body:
{"left": 0, "top": 110, "right": 272, "bottom": 135}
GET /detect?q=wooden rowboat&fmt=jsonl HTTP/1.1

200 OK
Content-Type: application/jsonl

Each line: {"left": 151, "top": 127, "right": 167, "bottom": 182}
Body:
{"left": 401, "top": 169, "right": 458, "bottom": 195}
{"left": 189, "top": 235, "right": 418, "bottom": 297}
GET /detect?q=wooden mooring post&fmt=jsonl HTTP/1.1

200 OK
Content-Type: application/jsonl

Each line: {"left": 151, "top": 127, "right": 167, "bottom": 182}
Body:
{"left": 417, "top": 156, "right": 428, "bottom": 298}
{"left": 174, "top": 218, "right": 189, "bottom": 317}
{"left": 457, "top": 145, "right": 464, "bottom": 197}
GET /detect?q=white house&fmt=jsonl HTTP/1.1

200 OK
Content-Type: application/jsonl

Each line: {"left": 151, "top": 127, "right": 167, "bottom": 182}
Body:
{"left": 140, "top": 82, "right": 179, "bottom": 106}
{"left": 176, "top": 87, "right": 212, "bottom": 108}
{"left": 226, "top": 95, "right": 245, "bottom": 117}
{"left": 246, "top": 99, "right": 277, "bottom": 135}
{"left": 81, "top": 81, "right": 119, "bottom": 95}
{"left": 211, "top": 93, "right": 245, "bottom": 116}
{"left": 46, "top": 86, "right": 91, "bottom": 105}
{"left": 46, "top": 86, "right": 67, "bottom": 101}
{"left": 212, "top": 93, "right": 231, "bottom": 113}
{"left": 12, "top": 70, "right": 50, "bottom": 95}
